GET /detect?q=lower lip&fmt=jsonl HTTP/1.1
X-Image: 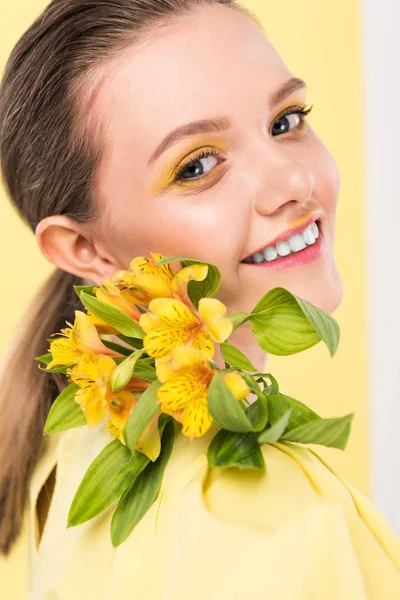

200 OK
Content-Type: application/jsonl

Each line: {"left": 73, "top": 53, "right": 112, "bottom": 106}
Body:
{"left": 241, "top": 222, "right": 324, "bottom": 270}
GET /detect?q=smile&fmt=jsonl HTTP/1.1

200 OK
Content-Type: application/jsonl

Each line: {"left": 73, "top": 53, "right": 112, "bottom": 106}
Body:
{"left": 241, "top": 219, "right": 324, "bottom": 270}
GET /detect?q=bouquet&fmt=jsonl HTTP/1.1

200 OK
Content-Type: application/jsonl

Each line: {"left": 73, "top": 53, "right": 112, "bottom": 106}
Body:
{"left": 36, "top": 252, "right": 353, "bottom": 547}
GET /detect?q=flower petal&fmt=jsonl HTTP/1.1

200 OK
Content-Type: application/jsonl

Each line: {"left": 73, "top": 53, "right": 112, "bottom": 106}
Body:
{"left": 136, "top": 411, "right": 163, "bottom": 461}
{"left": 47, "top": 337, "right": 79, "bottom": 368}
{"left": 181, "top": 393, "right": 213, "bottom": 439}
{"left": 148, "top": 297, "right": 197, "bottom": 328}
{"left": 106, "top": 419, "right": 125, "bottom": 445}
{"left": 157, "top": 373, "right": 195, "bottom": 413}
{"left": 139, "top": 311, "right": 165, "bottom": 334}
{"left": 70, "top": 311, "right": 120, "bottom": 356}
{"left": 198, "top": 298, "right": 233, "bottom": 343}
{"left": 154, "top": 355, "right": 176, "bottom": 383}
{"left": 142, "top": 326, "right": 188, "bottom": 358}
{"left": 170, "top": 264, "right": 208, "bottom": 296}
{"left": 95, "top": 280, "right": 142, "bottom": 321}
{"left": 75, "top": 385, "right": 109, "bottom": 427}
{"left": 128, "top": 274, "right": 173, "bottom": 300}
{"left": 191, "top": 331, "right": 215, "bottom": 359}
{"left": 168, "top": 345, "right": 212, "bottom": 369}
{"left": 222, "top": 372, "right": 250, "bottom": 400}
{"left": 109, "top": 391, "right": 136, "bottom": 430}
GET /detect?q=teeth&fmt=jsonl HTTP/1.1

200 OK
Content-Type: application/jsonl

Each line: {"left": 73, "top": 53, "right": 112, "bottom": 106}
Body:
{"left": 263, "top": 246, "right": 278, "bottom": 261}
{"left": 248, "top": 221, "right": 320, "bottom": 264}
{"left": 302, "top": 227, "right": 316, "bottom": 245}
{"left": 311, "top": 222, "right": 319, "bottom": 238}
{"left": 289, "top": 234, "right": 307, "bottom": 253}
{"left": 276, "top": 241, "right": 291, "bottom": 257}
{"left": 252, "top": 252, "right": 265, "bottom": 264}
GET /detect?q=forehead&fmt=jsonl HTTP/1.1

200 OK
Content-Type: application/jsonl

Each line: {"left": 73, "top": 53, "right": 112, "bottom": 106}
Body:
{"left": 90, "top": 4, "right": 292, "bottom": 165}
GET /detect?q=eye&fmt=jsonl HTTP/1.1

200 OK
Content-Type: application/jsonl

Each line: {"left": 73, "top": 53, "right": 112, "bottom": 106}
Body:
{"left": 173, "top": 147, "right": 222, "bottom": 183}
{"left": 271, "top": 104, "right": 313, "bottom": 137}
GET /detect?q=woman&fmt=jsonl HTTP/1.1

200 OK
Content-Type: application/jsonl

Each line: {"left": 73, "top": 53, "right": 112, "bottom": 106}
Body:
{"left": 0, "top": 0, "right": 399, "bottom": 598}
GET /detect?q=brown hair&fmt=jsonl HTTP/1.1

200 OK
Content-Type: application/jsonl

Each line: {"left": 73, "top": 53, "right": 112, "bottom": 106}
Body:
{"left": 0, "top": 0, "right": 261, "bottom": 556}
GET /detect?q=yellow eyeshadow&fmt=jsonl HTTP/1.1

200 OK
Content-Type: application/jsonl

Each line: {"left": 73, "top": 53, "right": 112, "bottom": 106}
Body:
{"left": 148, "top": 136, "right": 230, "bottom": 194}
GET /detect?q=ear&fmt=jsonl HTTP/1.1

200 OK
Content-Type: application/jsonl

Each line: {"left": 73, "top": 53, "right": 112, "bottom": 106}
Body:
{"left": 35, "top": 215, "right": 124, "bottom": 286}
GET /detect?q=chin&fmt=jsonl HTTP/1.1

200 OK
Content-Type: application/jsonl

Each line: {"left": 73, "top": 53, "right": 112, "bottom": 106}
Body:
{"left": 274, "top": 262, "right": 344, "bottom": 316}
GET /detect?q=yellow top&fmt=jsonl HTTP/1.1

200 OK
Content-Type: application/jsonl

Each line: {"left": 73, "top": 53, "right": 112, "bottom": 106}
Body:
{"left": 1, "top": 421, "right": 400, "bottom": 600}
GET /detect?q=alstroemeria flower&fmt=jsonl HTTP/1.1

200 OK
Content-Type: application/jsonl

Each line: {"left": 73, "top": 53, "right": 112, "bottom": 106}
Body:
{"left": 67, "top": 352, "right": 159, "bottom": 459}
{"left": 139, "top": 296, "right": 233, "bottom": 360}
{"left": 94, "top": 279, "right": 143, "bottom": 322}
{"left": 155, "top": 346, "right": 249, "bottom": 439}
{"left": 110, "top": 252, "right": 208, "bottom": 306}
{"left": 46, "top": 310, "right": 121, "bottom": 369}
{"left": 67, "top": 353, "right": 118, "bottom": 426}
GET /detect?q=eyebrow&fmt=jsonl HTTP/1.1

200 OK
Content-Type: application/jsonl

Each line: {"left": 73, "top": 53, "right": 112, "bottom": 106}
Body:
{"left": 147, "top": 77, "right": 307, "bottom": 166}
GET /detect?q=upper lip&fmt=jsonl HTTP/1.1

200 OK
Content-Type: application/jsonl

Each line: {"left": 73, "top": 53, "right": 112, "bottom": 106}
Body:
{"left": 241, "top": 213, "right": 322, "bottom": 262}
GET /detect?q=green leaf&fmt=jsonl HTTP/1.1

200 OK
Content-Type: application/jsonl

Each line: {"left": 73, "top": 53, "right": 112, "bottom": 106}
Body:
{"left": 245, "top": 394, "right": 269, "bottom": 431}
{"left": 34, "top": 352, "right": 53, "bottom": 365}
{"left": 44, "top": 383, "right": 86, "bottom": 434}
{"left": 181, "top": 260, "right": 221, "bottom": 310}
{"left": 250, "top": 287, "right": 340, "bottom": 357}
{"left": 115, "top": 334, "right": 144, "bottom": 350}
{"left": 80, "top": 291, "right": 145, "bottom": 339}
{"left": 111, "top": 419, "right": 175, "bottom": 547}
{"left": 257, "top": 373, "right": 280, "bottom": 395}
{"left": 268, "top": 393, "right": 320, "bottom": 432}
{"left": 100, "top": 339, "right": 133, "bottom": 356}
{"left": 220, "top": 341, "right": 257, "bottom": 372}
{"left": 67, "top": 439, "right": 148, "bottom": 527}
{"left": 207, "top": 373, "right": 255, "bottom": 433}
{"left": 132, "top": 361, "right": 158, "bottom": 382}
{"left": 154, "top": 255, "right": 210, "bottom": 266}
{"left": 38, "top": 364, "right": 71, "bottom": 374}
{"left": 122, "top": 379, "right": 162, "bottom": 454}
{"left": 229, "top": 311, "right": 250, "bottom": 324}
{"left": 207, "top": 429, "right": 265, "bottom": 470}
{"left": 120, "top": 414, "right": 172, "bottom": 475}
{"left": 110, "top": 350, "right": 144, "bottom": 392}
{"left": 73, "top": 284, "right": 97, "bottom": 301}
{"left": 241, "top": 373, "right": 268, "bottom": 402}
{"left": 281, "top": 413, "right": 354, "bottom": 450}
{"left": 257, "top": 409, "right": 292, "bottom": 444}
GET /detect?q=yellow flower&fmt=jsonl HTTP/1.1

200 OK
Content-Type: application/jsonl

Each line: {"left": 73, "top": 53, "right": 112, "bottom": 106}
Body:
{"left": 106, "top": 390, "right": 137, "bottom": 443}
{"left": 110, "top": 252, "right": 208, "bottom": 306}
{"left": 46, "top": 310, "right": 121, "bottom": 369}
{"left": 139, "top": 296, "right": 233, "bottom": 360}
{"left": 68, "top": 353, "right": 160, "bottom": 459}
{"left": 94, "top": 279, "right": 143, "bottom": 322}
{"left": 155, "top": 346, "right": 249, "bottom": 439}
{"left": 67, "top": 353, "right": 117, "bottom": 426}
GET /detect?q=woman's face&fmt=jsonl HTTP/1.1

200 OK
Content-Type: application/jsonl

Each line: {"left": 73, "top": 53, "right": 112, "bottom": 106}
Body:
{"left": 89, "top": 3, "right": 343, "bottom": 316}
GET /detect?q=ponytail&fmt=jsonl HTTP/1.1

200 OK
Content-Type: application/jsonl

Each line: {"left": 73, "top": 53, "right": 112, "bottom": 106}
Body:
{"left": 0, "top": 268, "right": 85, "bottom": 555}
{"left": 0, "top": 0, "right": 256, "bottom": 557}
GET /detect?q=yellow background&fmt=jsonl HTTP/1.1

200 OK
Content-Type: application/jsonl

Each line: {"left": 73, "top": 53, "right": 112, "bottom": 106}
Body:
{"left": 0, "top": 0, "right": 367, "bottom": 500}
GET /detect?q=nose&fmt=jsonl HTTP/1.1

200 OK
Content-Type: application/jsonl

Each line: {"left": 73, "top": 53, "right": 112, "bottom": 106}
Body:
{"left": 251, "top": 141, "right": 314, "bottom": 217}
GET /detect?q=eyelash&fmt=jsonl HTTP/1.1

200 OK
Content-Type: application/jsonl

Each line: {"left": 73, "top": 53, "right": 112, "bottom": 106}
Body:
{"left": 172, "top": 103, "right": 314, "bottom": 184}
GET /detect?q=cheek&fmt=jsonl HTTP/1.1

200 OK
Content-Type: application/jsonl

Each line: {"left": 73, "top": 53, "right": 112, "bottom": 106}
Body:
{"left": 106, "top": 190, "right": 248, "bottom": 271}
{"left": 313, "top": 141, "right": 341, "bottom": 215}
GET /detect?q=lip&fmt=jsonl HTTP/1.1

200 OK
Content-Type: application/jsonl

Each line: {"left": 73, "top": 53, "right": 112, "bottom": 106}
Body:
{"left": 240, "top": 219, "right": 324, "bottom": 270}
{"left": 241, "top": 214, "right": 321, "bottom": 262}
